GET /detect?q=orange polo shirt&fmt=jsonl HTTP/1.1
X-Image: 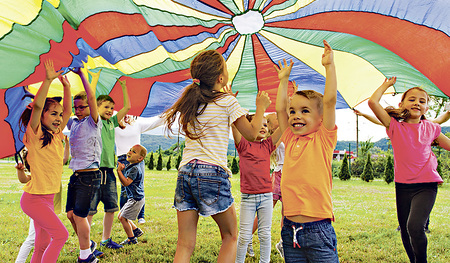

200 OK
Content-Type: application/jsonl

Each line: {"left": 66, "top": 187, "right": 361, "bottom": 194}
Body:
{"left": 280, "top": 124, "right": 337, "bottom": 220}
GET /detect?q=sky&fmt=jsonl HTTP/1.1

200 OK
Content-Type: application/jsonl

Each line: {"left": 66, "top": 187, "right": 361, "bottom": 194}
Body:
{"left": 143, "top": 94, "right": 450, "bottom": 143}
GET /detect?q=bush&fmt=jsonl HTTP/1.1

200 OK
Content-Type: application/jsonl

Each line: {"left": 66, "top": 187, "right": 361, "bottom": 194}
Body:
{"left": 350, "top": 157, "right": 365, "bottom": 177}
{"left": 338, "top": 154, "right": 351, "bottom": 181}
{"left": 361, "top": 153, "right": 374, "bottom": 182}
{"left": 384, "top": 155, "right": 394, "bottom": 184}
{"left": 156, "top": 152, "right": 163, "bottom": 171}
{"left": 148, "top": 152, "right": 154, "bottom": 170}
{"left": 231, "top": 157, "right": 239, "bottom": 174}
{"left": 166, "top": 155, "right": 172, "bottom": 171}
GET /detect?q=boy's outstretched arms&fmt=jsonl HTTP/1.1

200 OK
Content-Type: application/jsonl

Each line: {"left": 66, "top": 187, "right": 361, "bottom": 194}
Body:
{"left": 322, "top": 40, "right": 337, "bottom": 131}
{"left": 115, "top": 79, "right": 131, "bottom": 123}
{"left": 72, "top": 67, "right": 99, "bottom": 123}
{"left": 274, "top": 59, "right": 293, "bottom": 134}
{"left": 368, "top": 77, "right": 397, "bottom": 128}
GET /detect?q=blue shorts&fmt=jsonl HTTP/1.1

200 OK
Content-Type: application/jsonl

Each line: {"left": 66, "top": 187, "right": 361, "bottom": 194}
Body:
{"left": 173, "top": 161, "right": 234, "bottom": 217}
{"left": 66, "top": 170, "right": 101, "bottom": 218}
{"left": 281, "top": 217, "right": 339, "bottom": 263}
{"left": 88, "top": 168, "right": 119, "bottom": 215}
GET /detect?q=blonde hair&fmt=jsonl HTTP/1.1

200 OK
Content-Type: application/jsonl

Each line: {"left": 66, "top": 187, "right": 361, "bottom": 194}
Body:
{"left": 293, "top": 90, "right": 324, "bottom": 114}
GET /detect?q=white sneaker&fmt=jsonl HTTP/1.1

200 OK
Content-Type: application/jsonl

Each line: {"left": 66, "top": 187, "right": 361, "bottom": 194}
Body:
{"left": 138, "top": 218, "right": 146, "bottom": 224}
{"left": 276, "top": 240, "right": 284, "bottom": 258}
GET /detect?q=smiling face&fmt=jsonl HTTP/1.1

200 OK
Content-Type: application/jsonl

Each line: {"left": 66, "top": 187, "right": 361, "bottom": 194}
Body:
{"left": 98, "top": 101, "right": 115, "bottom": 120}
{"left": 399, "top": 88, "right": 429, "bottom": 122}
{"left": 41, "top": 103, "right": 63, "bottom": 133}
{"left": 288, "top": 94, "right": 323, "bottom": 136}
{"left": 126, "top": 145, "right": 145, "bottom": 164}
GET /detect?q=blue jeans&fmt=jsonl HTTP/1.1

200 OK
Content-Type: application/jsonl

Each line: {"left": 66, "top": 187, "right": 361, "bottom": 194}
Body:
{"left": 236, "top": 193, "right": 273, "bottom": 263}
{"left": 88, "top": 168, "right": 119, "bottom": 215}
{"left": 174, "top": 161, "right": 233, "bottom": 217}
{"left": 281, "top": 218, "right": 339, "bottom": 263}
{"left": 66, "top": 170, "right": 101, "bottom": 218}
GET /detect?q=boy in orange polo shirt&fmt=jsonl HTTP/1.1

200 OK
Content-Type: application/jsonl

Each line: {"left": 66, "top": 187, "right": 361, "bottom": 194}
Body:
{"left": 274, "top": 40, "right": 339, "bottom": 262}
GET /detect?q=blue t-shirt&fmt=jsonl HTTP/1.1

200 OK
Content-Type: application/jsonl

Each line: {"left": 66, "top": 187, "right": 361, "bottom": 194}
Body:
{"left": 123, "top": 161, "right": 145, "bottom": 200}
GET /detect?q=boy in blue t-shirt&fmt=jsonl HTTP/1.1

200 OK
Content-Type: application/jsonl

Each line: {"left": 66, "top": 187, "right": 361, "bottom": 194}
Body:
{"left": 87, "top": 79, "right": 130, "bottom": 249}
{"left": 116, "top": 144, "right": 147, "bottom": 245}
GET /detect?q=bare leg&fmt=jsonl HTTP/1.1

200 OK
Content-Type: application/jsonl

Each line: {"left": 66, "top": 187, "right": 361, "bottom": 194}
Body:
{"left": 73, "top": 214, "right": 91, "bottom": 250}
{"left": 102, "top": 212, "right": 115, "bottom": 240}
{"left": 67, "top": 210, "right": 78, "bottom": 235}
{"left": 212, "top": 204, "right": 238, "bottom": 263}
{"left": 174, "top": 210, "right": 199, "bottom": 263}
{"left": 118, "top": 212, "right": 133, "bottom": 238}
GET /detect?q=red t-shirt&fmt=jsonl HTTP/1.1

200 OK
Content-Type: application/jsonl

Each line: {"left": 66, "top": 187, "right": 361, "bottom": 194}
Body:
{"left": 236, "top": 137, "right": 276, "bottom": 194}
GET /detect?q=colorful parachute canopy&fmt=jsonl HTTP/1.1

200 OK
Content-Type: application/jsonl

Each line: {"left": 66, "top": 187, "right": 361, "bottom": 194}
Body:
{"left": 1, "top": 0, "right": 449, "bottom": 158}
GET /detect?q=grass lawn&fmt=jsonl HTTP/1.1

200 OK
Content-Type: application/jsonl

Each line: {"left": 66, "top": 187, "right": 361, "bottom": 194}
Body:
{"left": 0, "top": 161, "right": 449, "bottom": 262}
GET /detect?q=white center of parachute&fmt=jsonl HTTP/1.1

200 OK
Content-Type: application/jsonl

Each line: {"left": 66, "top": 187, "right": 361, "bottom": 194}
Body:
{"left": 232, "top": 10, "right": 264, "bottom": 35}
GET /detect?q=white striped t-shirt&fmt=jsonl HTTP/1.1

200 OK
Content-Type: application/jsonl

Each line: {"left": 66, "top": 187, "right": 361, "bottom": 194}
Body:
{"left": 180, "top": 94, "right": 248, "bottom": 175}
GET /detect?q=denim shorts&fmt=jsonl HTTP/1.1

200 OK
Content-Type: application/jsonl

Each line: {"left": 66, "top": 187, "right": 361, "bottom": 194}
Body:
{"left": 173, "top": 161, "right": 234, "bottom": 217}
{"left": 66, "top": 170, "right": 101, "bottom": 218}
{"left": 88, "top": 168, "right": 119, "bottom": 215}
{"left": 281, "top": 217, "right": 339, "bottom": 263}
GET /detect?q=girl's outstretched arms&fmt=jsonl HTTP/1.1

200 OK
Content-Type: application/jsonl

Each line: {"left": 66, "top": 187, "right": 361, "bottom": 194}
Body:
{"left": 368, "top": 77, "right": 397, "bottom": 128}
{"left": 30, "top": 60, "right": 61, "bottom": 133}
{"left": 59, "top": 74, "right": 72, "bottom": 130}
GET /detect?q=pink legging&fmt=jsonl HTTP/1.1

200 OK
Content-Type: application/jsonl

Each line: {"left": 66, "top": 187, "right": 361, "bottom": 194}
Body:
{"left": 20, "top": 192, "right": 68, "bottom": 263}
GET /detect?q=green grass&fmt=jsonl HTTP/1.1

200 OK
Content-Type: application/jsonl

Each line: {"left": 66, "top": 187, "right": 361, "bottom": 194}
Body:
{"left": 1, "top": 161, "right": 449, "bottom": 262}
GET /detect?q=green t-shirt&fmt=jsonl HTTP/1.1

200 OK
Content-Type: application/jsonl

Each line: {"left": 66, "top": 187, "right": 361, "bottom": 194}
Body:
{"left": 100, "top": 115, "right": 119, "bottom": 168}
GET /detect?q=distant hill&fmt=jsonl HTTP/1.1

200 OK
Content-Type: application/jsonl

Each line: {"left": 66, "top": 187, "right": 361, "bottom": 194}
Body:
{"left": 142, "top": 126, "right": 450, "bottom": 155}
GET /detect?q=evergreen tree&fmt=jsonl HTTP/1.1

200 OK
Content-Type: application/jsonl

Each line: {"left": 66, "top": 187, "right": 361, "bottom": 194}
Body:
{"left": 166, "top": 155, "right": 172, "bottom": 171}
{"left": 338, "top": 153, "right": 351, "bottom": 181}
{"left": 361, "top": 153, "right": 374, "bottom": 182}
{"left": 176, "top": 154, "right": 182, "bottom": 169}
{"left": 384, "top": 155, "right": 394, "bottom": 184}
{"left": 231, "top": 157, "right": 239, "bottom": 174}
{"left": 148, "top": 152, "right": 154, "bottom": 170}
{"left": 156, "top": 152, "right": 163, "bottom": 171}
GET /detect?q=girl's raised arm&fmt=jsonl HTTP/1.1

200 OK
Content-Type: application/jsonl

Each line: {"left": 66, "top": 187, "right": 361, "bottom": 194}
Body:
{"left": 59, "top": 75, "right": 72, "bottom": 130}
{"left": 29, "top": 60, "right": 61, "bottom": 133}
{"left": 368, "top": 77, "right": 396, "bottom": 128}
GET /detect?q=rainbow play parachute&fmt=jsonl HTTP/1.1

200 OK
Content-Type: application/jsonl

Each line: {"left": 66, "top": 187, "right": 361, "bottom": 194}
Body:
{"left": 0, "top": 0, "right": 449, "bottom": 158}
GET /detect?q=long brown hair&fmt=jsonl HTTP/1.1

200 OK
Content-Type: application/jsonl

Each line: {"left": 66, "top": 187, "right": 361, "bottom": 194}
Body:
{"left": 385, "top": 87, "right": 429, "bottom": 121}
{"left": 163, "top": 50, "right": 227, "bottom": 140}
{"left": 19, "top": 98, "right": 61, "bottom": 148}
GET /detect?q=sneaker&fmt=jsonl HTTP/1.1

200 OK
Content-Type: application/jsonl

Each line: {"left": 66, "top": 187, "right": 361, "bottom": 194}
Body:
{"left": 276, "top": 240, "right": 284, "bottom": 259}
{"left": 133, "top": 228, "right": 144, "bottom": 238}
{"left": 93, "top": 249, "right": 104, "bottom": 258}
{"left": 77, "top": 253, "right": 98, "bottom": 263}
{"left": 247, "top": 242, "right": 255, "bottom": 257}
{"left": 120, "top": 237, "right": 138, "bottom": 245}
{"left": 100, "top": 238, "right": 123, "bottom": 249}
{"left": 90, "top": 240, "right": 97, "bottom": 252}
{"left": 138, "top": 218, "right": 146, "bottom": 224}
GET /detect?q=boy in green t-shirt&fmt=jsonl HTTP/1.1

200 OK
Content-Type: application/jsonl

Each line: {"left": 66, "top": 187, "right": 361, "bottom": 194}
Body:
{"left": 88, "top": 79, "right": 130, "bottom": 249}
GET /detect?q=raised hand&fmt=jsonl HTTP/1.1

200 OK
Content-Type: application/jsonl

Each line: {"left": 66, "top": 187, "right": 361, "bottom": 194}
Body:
{"left": 58, "top": 75, "right": 70, "bottom": 88}
{"left": 256, "top": 91, "right": 271, "bottom": 111}
{"left": 321, "top": 40, "right": 334, "bottom": 67}
{"left": 290, "top": 80, "right": 298, "bottom": 97}
{"left": 44, "top": 60, "right": 62, "bottom": 81}
{"left": 383, "top": 76, "right": 397, "bottom": 87}
{"left": 274, "top": 59, "right": 294, "bottom": 80}
{"left": 118, "top": 79, "right": 127, "bottom": 88}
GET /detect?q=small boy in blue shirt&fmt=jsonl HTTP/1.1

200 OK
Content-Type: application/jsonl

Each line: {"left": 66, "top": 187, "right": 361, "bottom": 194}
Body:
{"left": 88, "top": 79, "right": 130, "bottom": 249}
{"left": 116, "top": 144, "right": 147, "bottom": 245}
